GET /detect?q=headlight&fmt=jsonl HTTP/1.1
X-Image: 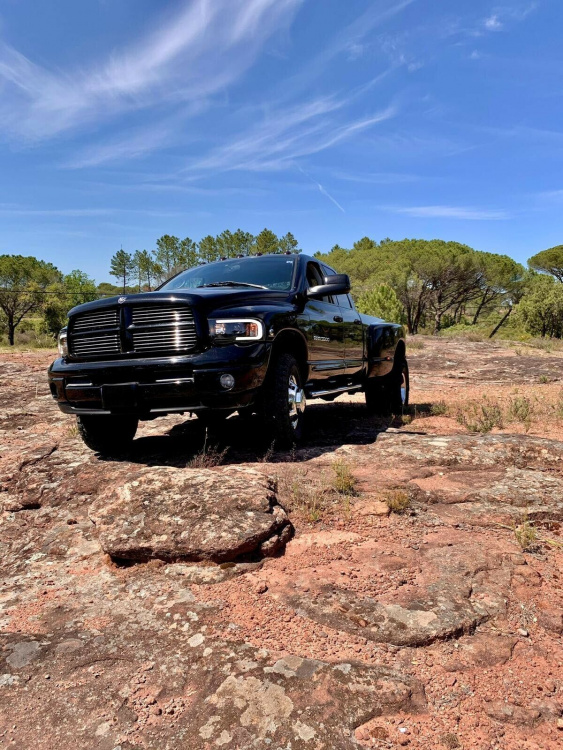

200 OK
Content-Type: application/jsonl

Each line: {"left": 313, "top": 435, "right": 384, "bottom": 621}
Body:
{"left": 209, "top": 318, "right": 264, "bottom": 343}
{"left": 58, "top": 328, "right": 68, "bottom": 357}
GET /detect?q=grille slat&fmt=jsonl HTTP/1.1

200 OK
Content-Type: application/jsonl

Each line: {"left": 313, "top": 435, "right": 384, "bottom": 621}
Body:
{"left": 73, "top": 310, "right": 119, "bottom": 330}
{"left": 69, "top": 303, "right": 197, "bottom": 359}
{"left": 132, "top": 306, "right": 193, "bottom": 324}
{"left": 72, "top": 335, "right": 120, "bottom": 355}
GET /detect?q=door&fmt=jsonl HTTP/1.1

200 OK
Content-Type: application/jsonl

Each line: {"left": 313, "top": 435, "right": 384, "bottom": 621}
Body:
{"left": 338, "top": 294, "right": 365, "bottom": 377}
{"left": 304, "top": 261, "right": 346, "bottom": 383}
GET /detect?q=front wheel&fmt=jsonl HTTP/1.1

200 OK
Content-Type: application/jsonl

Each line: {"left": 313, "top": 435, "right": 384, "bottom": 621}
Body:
{"left": 260, "top": 353, "right": 306, "bottom": 448}
{"left": 76, "top": 415, "right": 138, "bottom": 455}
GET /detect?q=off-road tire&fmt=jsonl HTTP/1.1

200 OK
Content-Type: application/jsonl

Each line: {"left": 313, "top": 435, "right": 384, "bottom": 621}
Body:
{"left": 76, "top": 415, "right": 139, "bottom": 454}
{"left": 365, "top": 360, "right": 409, "bottom": 416}
{"left": 260, "top": 352, "right": 306, "bottom": 448}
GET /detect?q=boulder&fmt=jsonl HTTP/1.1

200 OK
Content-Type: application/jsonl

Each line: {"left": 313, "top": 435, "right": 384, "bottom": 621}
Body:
{"left": 89, "top": 466, "right": 291, "bottom": 562}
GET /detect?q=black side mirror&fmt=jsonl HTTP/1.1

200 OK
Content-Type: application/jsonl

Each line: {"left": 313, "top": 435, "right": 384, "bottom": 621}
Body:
{"left": 307, "top": 273, "right": 351, "bottom": 299}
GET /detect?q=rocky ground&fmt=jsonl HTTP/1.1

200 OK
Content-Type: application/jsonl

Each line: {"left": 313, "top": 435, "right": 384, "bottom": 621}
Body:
{"left": 0, "top": 337, "right": 562, "bottom": 749}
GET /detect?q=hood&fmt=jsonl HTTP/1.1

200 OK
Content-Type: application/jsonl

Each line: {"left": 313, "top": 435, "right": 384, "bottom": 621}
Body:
{"left": 67, "top": 287, "right": 290, "bottom": 318}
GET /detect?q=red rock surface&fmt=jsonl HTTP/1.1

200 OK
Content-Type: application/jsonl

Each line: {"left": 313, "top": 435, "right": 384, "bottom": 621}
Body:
{"left": 0, "top": 339, "right": 562, "bottom": 749}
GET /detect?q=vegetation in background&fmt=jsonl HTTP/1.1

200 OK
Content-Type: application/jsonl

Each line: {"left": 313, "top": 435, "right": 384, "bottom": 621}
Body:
{"left": 528, "top": 245, "right": 563, "bottom": 282}
{"left": 0, "top": 255, "right": 62, "bottom": 345}
{"left": 109, "top": 227, "right": 301, "bottom": 294}
{"left": 356, "top": 284, "right": 403, "bottom": 323}
{"left": 316, "top": 238, "right": 526, "bottom": 336}
{"left": 3, "top": 231, "right": 563, "bottom": 346}
{"left": 517, "top": 275, "right": 563, "bottom": 338}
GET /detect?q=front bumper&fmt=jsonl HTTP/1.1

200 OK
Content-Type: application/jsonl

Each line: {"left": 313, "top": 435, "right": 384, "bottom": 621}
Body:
{"left": 48, "top": 343, "right": 270, "bottom": 417}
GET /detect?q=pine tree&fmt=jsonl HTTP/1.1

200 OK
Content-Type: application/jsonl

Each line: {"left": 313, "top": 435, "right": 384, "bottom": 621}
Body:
{"left": 279, "top": 232, "right": 300, "bottom": 254}
{"left": 110, "top": 248, "right": 134, "bottom": 293}
{"left": 254, "top": 228, "right": 279, "bottom": 255}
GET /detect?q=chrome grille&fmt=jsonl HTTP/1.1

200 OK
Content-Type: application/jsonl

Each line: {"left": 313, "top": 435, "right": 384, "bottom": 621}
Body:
{"left": 131, "top": 305, "right": 197, "bottom": 353}
{"left": 68, "top": 303, "right": 197, "bottom": 359}
{"left": 70, "top": 308, "right": 120, "bottom": 358}
{"left": 73, "top": 309, "right": 118, "bottom": 331}
{"left": 72, "top": 333, "right": 121, "bottom": 357}
{"left": 131, "top": 306, "right": 194, "bottom": 326}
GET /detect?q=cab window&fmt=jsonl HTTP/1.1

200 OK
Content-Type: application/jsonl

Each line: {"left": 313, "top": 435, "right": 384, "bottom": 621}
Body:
{"left": 306, "top": 262, "right": 332, "bottom": 303}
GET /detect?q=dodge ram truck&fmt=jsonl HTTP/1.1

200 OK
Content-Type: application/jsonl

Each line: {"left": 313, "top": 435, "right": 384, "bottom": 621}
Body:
{"left": 48, "top": 253, "right": 408, "bottom": 453}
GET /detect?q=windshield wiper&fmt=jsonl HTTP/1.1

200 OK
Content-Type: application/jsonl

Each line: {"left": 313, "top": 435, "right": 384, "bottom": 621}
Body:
{"left": 197, "top": 281, "right": 269, "bottom": 290}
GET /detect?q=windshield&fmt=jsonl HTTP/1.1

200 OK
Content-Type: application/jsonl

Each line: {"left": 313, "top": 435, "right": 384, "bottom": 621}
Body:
{"left": 159, "top": 256, "right": 297, "bottom": 292}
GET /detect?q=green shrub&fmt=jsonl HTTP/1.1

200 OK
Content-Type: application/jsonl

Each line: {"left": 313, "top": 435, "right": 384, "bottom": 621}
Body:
{"left": 356, "top": 284, "right": 404, "bottom": 324}
{"left": 455, "top": 398, "right": 504, "bottom": 433}
{"left": 507, "top": 396, "right": 532, "bottom": 423}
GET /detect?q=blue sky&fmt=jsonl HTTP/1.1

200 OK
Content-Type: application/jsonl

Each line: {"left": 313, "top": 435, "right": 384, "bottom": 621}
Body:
{"left": 0, "top": 0, "right": 561, "bottom": 282}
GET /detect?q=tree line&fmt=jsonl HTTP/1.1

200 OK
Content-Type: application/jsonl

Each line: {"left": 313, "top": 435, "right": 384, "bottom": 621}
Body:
{"left": 316, "top": 239, "right": 563, "bottom": 339}
{"left": 110, "top": 228, "right": 299, "bottom": 292}
{"left": 1, "top": 235, "right": 563, "bottom": 346}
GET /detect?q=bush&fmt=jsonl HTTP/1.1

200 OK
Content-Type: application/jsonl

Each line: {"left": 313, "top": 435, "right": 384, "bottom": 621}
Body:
{"left": 384, "top": 490, "right": 410, "bottom": 513}
{"left": 507, "top": 396, "right": 532, "bottom": 423}
{"left": 430, "top": 401, "right": 448, "bottom": 416}
{"left": 517, "top": 275, "right": 563, "bottom": 338}
{"left": 514, "top": 518, "right": 537, "bottom": 551}
{"left": 356, "top": 284, "right": 404, "bottom": 324}
{"left": 455, "top": 398, "right": 504, "bottom": 433}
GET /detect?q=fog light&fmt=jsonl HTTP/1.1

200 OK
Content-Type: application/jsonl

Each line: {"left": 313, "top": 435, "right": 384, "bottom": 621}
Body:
{"left": 220, "top": 373, "right": 235, "bottom": 390}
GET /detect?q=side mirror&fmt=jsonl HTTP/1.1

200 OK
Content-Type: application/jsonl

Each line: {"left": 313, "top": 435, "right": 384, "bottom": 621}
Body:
{"left": 307, "top": 273, "right": 351, "bottom": 299}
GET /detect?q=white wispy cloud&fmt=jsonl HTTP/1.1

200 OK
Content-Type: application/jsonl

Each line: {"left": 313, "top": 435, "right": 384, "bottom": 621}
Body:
{"left": 330, "top": 170, "right": 420, "bottom": 184}
{"left": 484, "top": 14, "right": 503, "bottom": 30}
{"left": 186, "top": 98, "right": 397, "bottom": 175}
{"left": 0, "top": 205, "right": 199, "bottom": 219}
{"left": 0, "top": 0, "right": 304, "bottom": 141}
{"left": 481, "top": 3, "right": 538, "bottom": 32}
{"left": 384, "top": 205, "right": 510, "bottom": 220}
{"left": 0, "top": 206, "right": 114, "bottom": 217}
{"left": 284, "top": 0, "right": 417, "bottom": 93}
{"left": 64, "top": 123, "right": 179, "bottom": 170}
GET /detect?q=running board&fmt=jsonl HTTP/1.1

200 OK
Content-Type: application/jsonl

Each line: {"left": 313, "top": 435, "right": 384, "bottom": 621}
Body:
{"left": 308, "top": 384, "right": 363, "bottom": 398}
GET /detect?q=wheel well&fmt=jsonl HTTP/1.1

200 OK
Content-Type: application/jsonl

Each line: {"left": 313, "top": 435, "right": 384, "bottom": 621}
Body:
{"left": 270, "top": 330, "right": 309, "bottom": 382}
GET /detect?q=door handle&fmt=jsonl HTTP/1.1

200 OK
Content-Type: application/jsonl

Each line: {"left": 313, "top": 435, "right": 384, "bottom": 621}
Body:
{"left": 333, "top": 315, "right": 343, "bottom": 323}
{"left": 353, "top": 319, "right": 361, "bottom": 324}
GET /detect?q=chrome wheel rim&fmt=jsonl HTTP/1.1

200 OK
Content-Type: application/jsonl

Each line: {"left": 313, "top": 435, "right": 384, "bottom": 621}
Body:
{"left": 288, "top": 373, "right": 306, "bottom": 429}
{"left": 400, "top": 368, "right": 408, "bottom": 405}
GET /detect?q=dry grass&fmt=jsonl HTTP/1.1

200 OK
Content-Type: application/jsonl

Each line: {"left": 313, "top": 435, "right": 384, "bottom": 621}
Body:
{"left": 514, "top": 517, "right": 538, "bottom": 552}
{"left": 407, "top": 338, "right": 425, "bottom": 350}
{"left": 446, "top": 389, "right": 563, "bottom": 434}
{"left": 187, "top": 434, "right": 229, "bottom": 468}
{"left": 506, "top": 395, "right": 532, "bottom": 423}
{"left": 384, "top": 490, "right": 410, "bottom": 514}
{"left": 281, "top": 472, "right": 331, "bottom": 522}
{"left": 279, "top": 464, "right": 360, "bottom": 523}
{"left": 331, "top": 458, "right": 357, "bottom": 495}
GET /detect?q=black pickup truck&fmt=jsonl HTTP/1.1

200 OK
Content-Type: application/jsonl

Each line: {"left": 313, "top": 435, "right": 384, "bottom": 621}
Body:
{"left": 48, "top": 253, "right": 408, "bottom": 452}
